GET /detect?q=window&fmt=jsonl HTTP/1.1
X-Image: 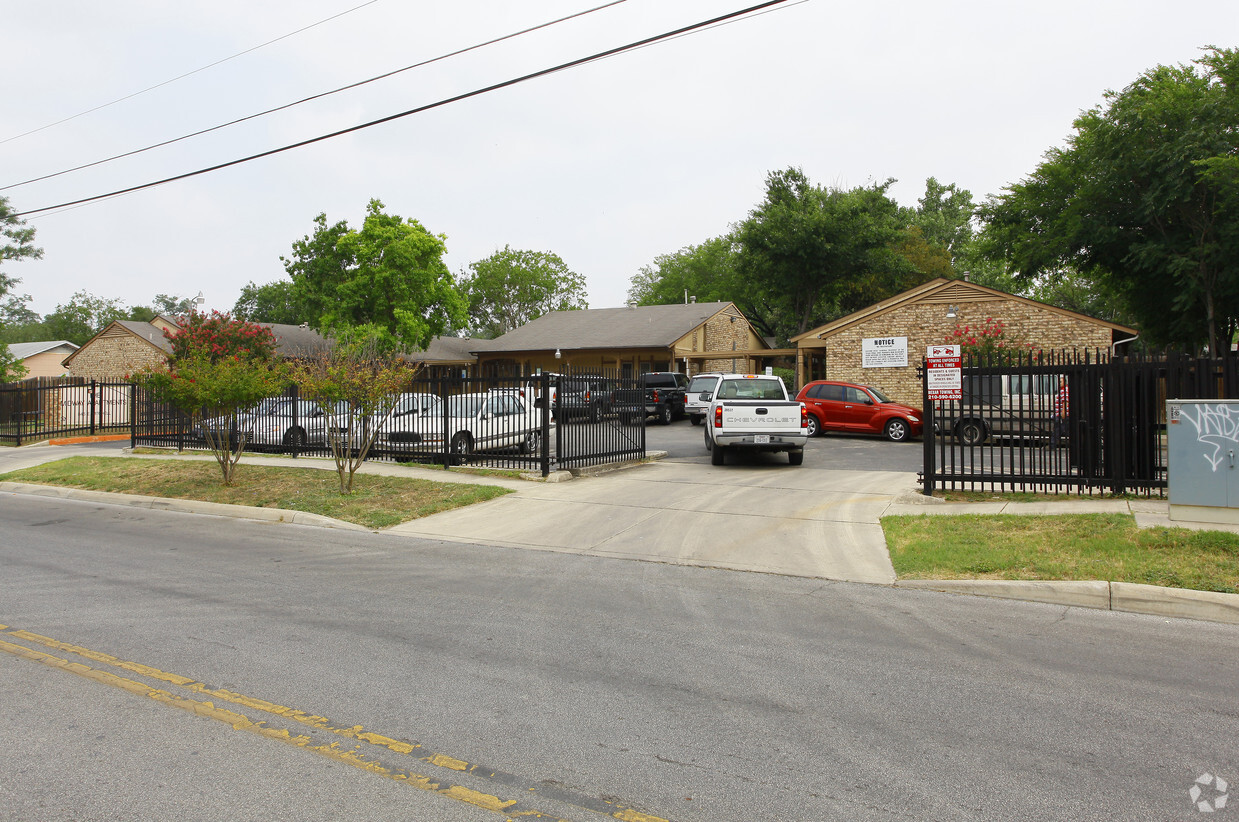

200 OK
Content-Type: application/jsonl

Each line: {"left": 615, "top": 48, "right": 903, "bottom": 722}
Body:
{"left": 820, "top": 384, "right": 845, "bottom": 402}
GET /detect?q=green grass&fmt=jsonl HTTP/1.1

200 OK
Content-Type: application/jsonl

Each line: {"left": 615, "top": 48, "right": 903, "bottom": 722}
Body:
{"left": 882, "top": 513, "right": 1239, "bottom": 593}
{"left": 0, "top": 456, "right": 513, "bottom": 530}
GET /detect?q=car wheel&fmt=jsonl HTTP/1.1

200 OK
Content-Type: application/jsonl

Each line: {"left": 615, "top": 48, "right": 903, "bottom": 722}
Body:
{"left": 283, "top": 427, "right": 306, "bottom": 448}
{"left": 657, "top": 404, "right": 672, "bottom": 425}
{"left": 690, "top": 415, "right": 701, "bottom": 426}
{"left": 805, "top": 415, "right": 820, "bottom": 437}
{"left": 788, "top": 449, "right": 804, "bottom": 466}
{"left": 884, "top": 418, "right": 910, "bottom": 442}
{"left": 450, "top": 432, "right": 473, "bottom": 464}
{"left": 956, "top": 419, "right": 988, "bottom": 446}
{"left": 711, "top": 442, "right": 725, "bottom": 465}
{"left": 521, "top": 430, "right": 541, "bottom": 454}
{"left": 703, "top": 428, "right": 712, "bottom": 450}
{"left": 589, "top": 405, "right": 600, "bottom": 424}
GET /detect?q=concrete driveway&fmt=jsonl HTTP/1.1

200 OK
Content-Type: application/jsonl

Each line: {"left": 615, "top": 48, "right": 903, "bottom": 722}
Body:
{"left": 387, "top": 459, "right": 916, "bottom": 584}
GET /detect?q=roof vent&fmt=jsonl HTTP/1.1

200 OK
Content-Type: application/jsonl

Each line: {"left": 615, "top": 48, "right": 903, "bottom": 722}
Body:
{"left": 690, "top": 295, "right": 697, "bottom": 303}
{"left": 627, "top": 301, "right": 635, "bottom": 309}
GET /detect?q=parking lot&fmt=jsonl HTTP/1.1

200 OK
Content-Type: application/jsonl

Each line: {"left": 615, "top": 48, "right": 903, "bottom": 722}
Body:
{"left": 640, "top": 416, "right": 925, "bottom": 473}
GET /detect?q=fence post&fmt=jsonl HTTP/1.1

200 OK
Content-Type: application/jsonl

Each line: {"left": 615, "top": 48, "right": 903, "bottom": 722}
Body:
{"left": 920, "top": 362, "right": 935, "bottom": 496}
{"left": 539, "top": 373, "right": 551, "bottom": 477}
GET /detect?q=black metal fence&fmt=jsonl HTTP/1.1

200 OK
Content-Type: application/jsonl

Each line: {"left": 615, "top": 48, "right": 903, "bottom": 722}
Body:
{"left": 132, "top": 372, "right": 646, "bottom": 476}
{"left": 922, "top": 352, "right": 1239, "bottom": 495}
{"left": 0, "top": 378, "right": 133, "bottom": 445}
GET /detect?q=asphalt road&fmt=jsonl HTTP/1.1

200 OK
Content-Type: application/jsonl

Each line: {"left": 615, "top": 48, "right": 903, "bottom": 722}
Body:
{"left": 2, "top": 491, "right": 1237, "bottom": 821}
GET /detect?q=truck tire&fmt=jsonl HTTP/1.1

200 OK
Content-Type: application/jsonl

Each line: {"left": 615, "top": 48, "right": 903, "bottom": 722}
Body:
{"left": 788, "top": 449, "right": 804, "bottom": 466}
{"left": 657, "top": 404, "right": 672, "bottom": 425}
{"left": 690, "top": 415, "right": 701, "bottom": 426}
{"left": 711, "top": 442, "right": 725, "bottom": 465}
{"left": 956, "top": 419, "right": 988, "bottom": 446}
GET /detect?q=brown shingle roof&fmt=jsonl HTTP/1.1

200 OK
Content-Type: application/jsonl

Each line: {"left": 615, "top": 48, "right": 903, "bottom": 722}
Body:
{"left": 481, "top": 302, "right": 734, "bottom": 353}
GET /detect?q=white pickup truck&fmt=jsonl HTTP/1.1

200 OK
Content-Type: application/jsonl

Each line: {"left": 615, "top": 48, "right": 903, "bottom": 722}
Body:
{"left": 704, "top": 374, "right": 808, "bottom": 465}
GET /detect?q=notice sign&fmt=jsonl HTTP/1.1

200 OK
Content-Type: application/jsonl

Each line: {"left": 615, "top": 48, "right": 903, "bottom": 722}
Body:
{"left": 926, "top": 344, "right": 962, "bottom": 401}
{"left": 862, "top": 336, "right": 908, "bottom": 368}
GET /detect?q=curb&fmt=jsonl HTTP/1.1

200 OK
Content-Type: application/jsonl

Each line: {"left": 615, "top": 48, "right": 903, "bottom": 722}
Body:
{"left": 894, "top": 579, "right": 1239, "bottom": 625}
{"left": 0, "top": 482, "right": 369, "bottom": 532}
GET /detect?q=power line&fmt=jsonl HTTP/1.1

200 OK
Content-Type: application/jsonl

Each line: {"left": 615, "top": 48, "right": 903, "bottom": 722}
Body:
{"left": 1, "top": 1, "right": 626, "bottom": 192}
{"left": 0, "top": 0, "right": 382, "bottom": 145}
{"left": 14, "top": 0, "right": 791, "bottom": 219}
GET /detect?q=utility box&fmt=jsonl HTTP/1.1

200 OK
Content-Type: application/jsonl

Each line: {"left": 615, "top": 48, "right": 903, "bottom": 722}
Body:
{"left": 1167, "top": 399, "right": 1239, "bottom": 524}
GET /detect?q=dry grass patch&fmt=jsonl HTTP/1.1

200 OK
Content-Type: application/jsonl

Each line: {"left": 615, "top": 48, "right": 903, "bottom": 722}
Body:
{"left": 0, "top": 456, "right": 512, "bottom": 530}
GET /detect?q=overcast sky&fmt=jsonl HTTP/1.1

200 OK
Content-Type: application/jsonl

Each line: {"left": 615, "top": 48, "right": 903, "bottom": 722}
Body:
{"left": 3, "top": 0, "right": 1235, "bottom": 321}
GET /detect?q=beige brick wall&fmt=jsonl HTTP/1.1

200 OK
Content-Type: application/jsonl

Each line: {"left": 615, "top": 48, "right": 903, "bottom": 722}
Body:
{"left": 698, "top": 306, "right": 761, "bottom": 374}
{"left": 822, "top": 298, "right": 1114, "bottom": 408}
{"left": 67, "top": 332, "right": 168, "bottom": 380}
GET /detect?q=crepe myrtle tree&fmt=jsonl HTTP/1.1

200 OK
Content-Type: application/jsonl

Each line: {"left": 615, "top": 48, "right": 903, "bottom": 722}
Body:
{"left": 287, "top": 334, "right": 413, "bottom": 494}
{"left": 134, "top": 354, "right": 288, "bottom": 486}
{"left": 946, "top": 317, "right": 1037, "bottom": 366}
{"left": 135, "top": 312, "right": 286, "bottom": 485}
{"left": 167, "top": 310, "right": 279, "bottom": 363}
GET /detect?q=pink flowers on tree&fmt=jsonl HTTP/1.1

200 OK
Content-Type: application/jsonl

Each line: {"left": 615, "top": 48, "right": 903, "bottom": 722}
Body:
{"left": 946, "top": 317, "right": 1038, "bottom": 365}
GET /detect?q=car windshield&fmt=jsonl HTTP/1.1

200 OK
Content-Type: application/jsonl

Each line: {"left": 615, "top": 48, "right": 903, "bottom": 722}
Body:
{"left": 865, "top": 386, "right": 893, "bottom": 403}
{"left": 445, "top": 396, "right": 485, "bottom": 418}
{"left": 688, "top": 376, "right": 718, "bottom": 393}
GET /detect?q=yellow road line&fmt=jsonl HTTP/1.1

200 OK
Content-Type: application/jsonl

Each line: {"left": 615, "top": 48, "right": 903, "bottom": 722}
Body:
{"left": 0, "top": 627, "right": 671, "bottom": 822}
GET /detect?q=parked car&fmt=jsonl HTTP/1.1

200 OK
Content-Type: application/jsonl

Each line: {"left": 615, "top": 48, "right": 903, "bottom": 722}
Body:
{"left": 376, "top": 392, "right": 544, "bottom": 458}
{"left": 328, "top": 391, "right": 442, "bottom": 447}
{"left": 613, "top": 371, "right": 690, "bottom": 425}
{"left": 197, "top": 397, "right": 340, "bottom": 447}
{"left": 795, "top": 381, "right": 923, "bottom": 442}
{"left": 546, "top": 374, "right": 613, "bottom": 423}
{"left": 684, "top": 372, "right": 725, "bottom": 426}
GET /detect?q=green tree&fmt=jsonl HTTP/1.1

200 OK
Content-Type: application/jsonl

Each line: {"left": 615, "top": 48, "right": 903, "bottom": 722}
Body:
{"left": 1, "top": 196, "right": 43, "bottom": 381}
{"left": 979, "top": 47, "right": 1239, "bottom": 354}
{"left": 135, "top": 314, "right": 285, "bottom": 485}
{"left": 288, "top": 343, "right": 411, "bottom": 494}
{"left": 282, "top": 199, "right": 467, "bottom": 351}
{"left": 40, "top": 291, "right": 130, "bottom": 345}
{"left": 735, "top": 168, "right": 919, "bottom": 341}
{"left": 232, "top": 280, "right": 309, "bottom": 325}
{"left": 461, "top": 246, "right": 587, "bottom": 338}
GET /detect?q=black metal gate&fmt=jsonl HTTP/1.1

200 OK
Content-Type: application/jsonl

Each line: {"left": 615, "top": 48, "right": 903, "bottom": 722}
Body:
{"left": 131, "top": 371, "right": 646, "bottom": 476}
{"left": 922, "top": 352, "right": 1239, "bottom": 495}
{"left": 0, "top": 378, "right": 132, "bottom": 445}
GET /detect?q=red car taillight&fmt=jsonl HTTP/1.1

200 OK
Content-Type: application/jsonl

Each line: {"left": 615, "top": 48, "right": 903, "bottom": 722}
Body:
{"left": 714, "top": 405, "right": 723, "bottom": 428}
{"left": 801, "top": 404, "right": 808, "bottom": 429}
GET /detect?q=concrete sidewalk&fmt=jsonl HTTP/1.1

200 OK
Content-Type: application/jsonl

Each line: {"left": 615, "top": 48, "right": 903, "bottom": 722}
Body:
{"left": 3, "top": 442, "right": 1238, "bottom": 624}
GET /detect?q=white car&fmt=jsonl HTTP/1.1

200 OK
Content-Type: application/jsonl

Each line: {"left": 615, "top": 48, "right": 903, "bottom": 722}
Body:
{"left": 378, "top": 392, "right": 544, "bottom": 458}
{"left": 197, "top": 398, "right": 338, "bottom": 448}
{"left": 684, "top": 372, "right": 725, "bottom": 426}
{"left": 327, "top": 392, "right": 442, "bottom": 445}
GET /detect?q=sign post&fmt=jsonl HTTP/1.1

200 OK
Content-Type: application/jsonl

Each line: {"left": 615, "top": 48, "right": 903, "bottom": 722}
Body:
{"left": 926, "top": 345, "right": 962, "bottom": 401}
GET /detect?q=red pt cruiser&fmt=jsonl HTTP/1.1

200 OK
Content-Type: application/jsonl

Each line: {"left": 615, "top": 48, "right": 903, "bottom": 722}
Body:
{"left": 795, "top": 380, "right": 924, "bottom": 442}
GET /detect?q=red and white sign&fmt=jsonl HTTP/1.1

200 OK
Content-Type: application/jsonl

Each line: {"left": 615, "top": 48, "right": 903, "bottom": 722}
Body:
{"left": 926, "top": 345, "right": 962, "bottom": 401}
